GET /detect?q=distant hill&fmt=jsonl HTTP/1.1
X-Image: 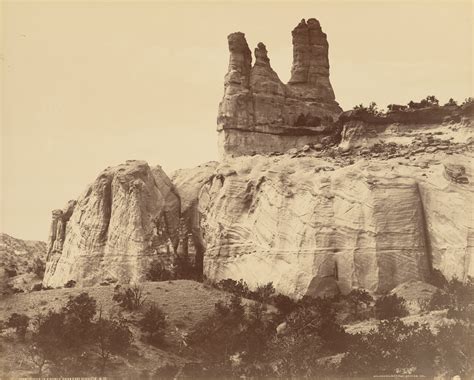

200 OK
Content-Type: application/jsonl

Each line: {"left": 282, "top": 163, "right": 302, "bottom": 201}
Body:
{"left": 0, "top": 233, "right": 47, "bottom": 294}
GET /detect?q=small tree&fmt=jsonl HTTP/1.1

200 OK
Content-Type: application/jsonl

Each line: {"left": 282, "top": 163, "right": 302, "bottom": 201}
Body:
{"left": 374, "top": 294, "right": 408, "bottom": 320}
{"left": 425, "top": 95, "right": 439, "bottom": 106}
{"left": 139, "top": 303, "right": 167, "bottom": 346}
{"left": 63, "top": 292, "right": 97, "bottom": 325}
{"left": 6, "top": 313, "right": 29, "bottom": 340}
{"left": 444, "top": 98, "right": 458, "bottom": 106}
{"left": 253, "top": 282, "right": 275, "bottom": 303}
{"left": 94, "top": 311, "right": 133, "bottom": 375}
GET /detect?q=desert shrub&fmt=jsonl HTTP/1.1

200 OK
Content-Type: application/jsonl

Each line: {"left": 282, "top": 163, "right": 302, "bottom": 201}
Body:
{"left": 64, "top": 292, "right": 97, "bottom": 325}
{"left": 345, "top": 288, "right": 373, "bottom": 321}
{"left": 188, "top": 293, "right": 274, "bottom": 370}
{"left": 387, "top": 104, "right": 408, "bottom": 112}
{"left": 462, "top": 97, "right": 473, "bottom": 106}
{"left": 113, "top": 284, "right": 147, "bottom": 311}
{"left": 264, "top": 295, "right": 348, "bottom": 377}
{"left": 31, "top": 310, "right": 90, "bottom": 376}
{"left": 64, "top": 280, "right": 76, "bottom": 288}
{"left": 340, "top": 318, "right": 437, "bottom": 376}
{"left": 353, "top": 101, "right": 382, "bottom": 116}
{"left": 146, "top": 259, "right": 173, "bottom": 281}
{"left": 252, "top": 282, "right": 275, "bottom": 303}
{"left": 94, "top": 312, "right": 133, "bottom": 374}
{"left": 272, "top": 294, "right": 298, "bottom": 316}
{"left": 428, "top": 289, "right": 451, "bottom": 311}
{"left": 32, "top": 258, "right": 46, "bottom": 278}
{"left": 216, "top": 278, "right": 250, "bottom": 298}
{"left": 444, "top": 277, "right": 474, "bottom": 320}
{"left": 31, "top": 283, "right": 43, "bottom": 292}
{"left": 6, "top": 313, "right": 29, "bottom": 340}
{"left": 408, "top": 95, "right": 439, "bottom": 109}
{"left": 28, "top": 293, "right": 133, "bottom": 377}
{"left": 436, "top": 321, "right": 474, "bottom": 376}
{"left": 60, "top": 292, "right": 98, "bottom": 348}
{"left": 444, "top": 98, "right": 458, "bottom": 106}
{"left": 138, "top": 304, "right": 167, "bottom": 346}
{"left": 374, "top": 294, "right": 408, "bottom": 320}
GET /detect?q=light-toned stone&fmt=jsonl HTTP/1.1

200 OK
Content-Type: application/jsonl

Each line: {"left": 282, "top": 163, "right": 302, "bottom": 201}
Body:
{"left": 198, "top": 154, "right": 473, "bottom": 297}
{"left": 217, "top": 19, "right": 342, "bottom": 159}
{"left": 43, "top": 160, "right": 181, "bottom": 287}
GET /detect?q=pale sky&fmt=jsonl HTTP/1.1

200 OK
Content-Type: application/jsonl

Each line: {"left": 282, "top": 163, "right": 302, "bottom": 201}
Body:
{"left": 1, "top": 1, "right": 472, "bottom": 241}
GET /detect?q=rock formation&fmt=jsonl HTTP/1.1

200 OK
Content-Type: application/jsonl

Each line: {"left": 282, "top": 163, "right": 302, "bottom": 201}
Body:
{"left": 40, "top": 18, "right": 473, "bottom": 299}
{"left": 198, "top": 150, "right": 472, "bottom": 297}
{"left": 0, "top": 233, "right": 47, "bottom": 294}
{"left": 170, "top": 162, "right": 218, "bottom": 278}
{"left": 217, "top": 18, "right": 342, "bottom": 158}
{"left": 43, "top": 160, "right": 181, "bottom": 287}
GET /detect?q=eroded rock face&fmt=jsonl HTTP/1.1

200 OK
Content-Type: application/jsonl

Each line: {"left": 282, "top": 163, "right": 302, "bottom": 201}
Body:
{"left": 198, "top": 148, "right": 473, "bottom": 297}
{"left": 43, "top": 160, "right": 180, "bottom": 287}
{"left": 217, "top": 18, "right": 342, "bottom": 158}
{"left": 170, "top": 162, "right": 218, "bottom": 277}
{"left": 0, "top": 233, "right": 47, "bottom": 294}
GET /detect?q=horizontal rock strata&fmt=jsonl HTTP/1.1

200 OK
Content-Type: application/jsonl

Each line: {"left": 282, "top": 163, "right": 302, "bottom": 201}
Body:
{"left": 198, "top": 150, "right": 473, "bottom": 297}
{"left": 217, "top": 18, "right": 342, "bottom": 159}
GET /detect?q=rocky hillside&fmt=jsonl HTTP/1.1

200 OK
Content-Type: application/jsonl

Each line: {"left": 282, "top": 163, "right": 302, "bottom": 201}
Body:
{"left": 0, "top": 233, "right": 46, "bottom": 294}
{"left": 41, "top": 17, "right": 473, "bottom": 299}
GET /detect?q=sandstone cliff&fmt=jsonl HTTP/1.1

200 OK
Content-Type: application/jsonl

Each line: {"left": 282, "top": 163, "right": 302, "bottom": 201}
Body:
{"left": 198, "top": 111, "right": 474, "bottom": 297}
{"left": 43, "top": 160, "right": 181, "bottom": 287}
{"left": 217, "top": 18, "right": 342, "bottom": 158}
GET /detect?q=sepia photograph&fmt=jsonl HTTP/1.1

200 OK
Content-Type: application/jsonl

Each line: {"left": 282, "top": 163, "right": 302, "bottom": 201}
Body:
{"left": 0, "top": 0, "right": 473, "bottom": 378}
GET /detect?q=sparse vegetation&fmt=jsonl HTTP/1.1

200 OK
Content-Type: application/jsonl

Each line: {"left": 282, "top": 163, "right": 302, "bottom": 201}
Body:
{"left": 12, "top": 292, "right": 135, "bottom": 377}
{"left": 112, "top": 284, "right": 147, "bottom": 311}
{"left": 1, "top": 278, "right": 473, "bottom": 377}
{"left": 353, "top": 101, "right": 383, "bottom": 116}
{"left": 138, "top": 303, "right": 167, "bottom": 346}
{"left": 94, "top": 311, "right": 133, "bottom": 375}
{"left": 6, "top": 313, "right": 29, "bottom": 340}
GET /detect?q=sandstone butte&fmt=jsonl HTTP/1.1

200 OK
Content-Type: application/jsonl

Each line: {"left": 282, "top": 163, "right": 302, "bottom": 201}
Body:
{"left": 43, "top": 18, "right": 474, "bottom": 298}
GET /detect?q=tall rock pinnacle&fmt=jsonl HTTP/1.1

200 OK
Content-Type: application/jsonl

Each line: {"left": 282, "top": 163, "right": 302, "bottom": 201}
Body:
{"left": 217, "top": 18, "right": 342, "bottom": 158}
{"left": 289, "top": 18, "right": 336, "bottom": 101}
